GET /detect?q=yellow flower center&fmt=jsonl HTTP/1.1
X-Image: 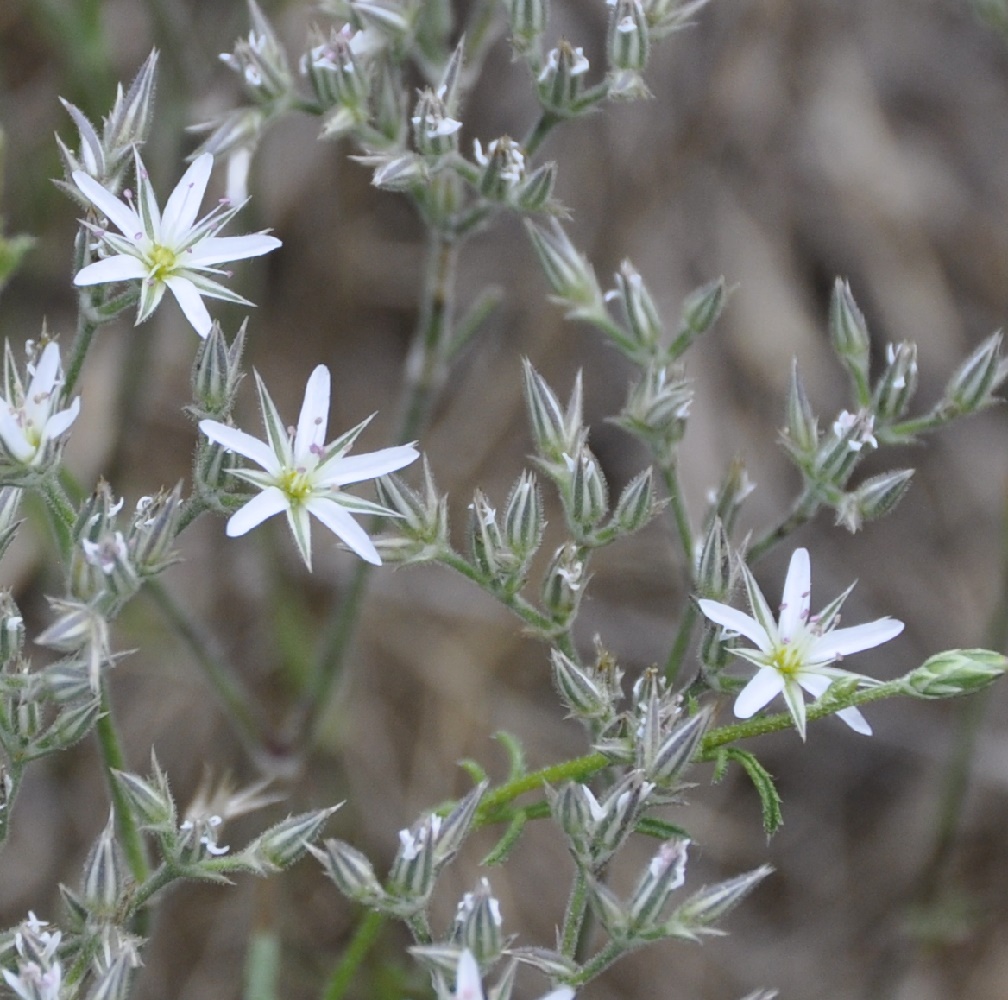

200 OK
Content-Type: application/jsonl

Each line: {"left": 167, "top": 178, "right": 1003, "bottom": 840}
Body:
{"left": 278, "top": 467, "right": 313, "bottom": 505}
{"left": 770, "top": 643, "right": 803, "bottom": 678}
{"left": 147, "top": 244, "right": 179, "bottom": 282}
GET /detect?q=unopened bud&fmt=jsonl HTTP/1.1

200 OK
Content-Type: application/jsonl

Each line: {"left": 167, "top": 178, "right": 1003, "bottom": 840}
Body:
{"left": 834, "top": 468, "right": 913, "bottom": 533}
{"left": 524, "top": 220, "right": 605, "bottom": 319}
{"left": 586, "top": 876, "right": 629, "bottom": 938}
{"left": 628, "top": 839, "right": 689, "bottom": 931}
{"left": 873, "top": 341, "right": 918, "bottom": 421}
{"left": 612, "top": 467, "right": 656, "bottom": 535}
{"left": 696, "top": 518, "right": 730, "bottom": 600}
{"left": 83, "top": 813, "right": 128, "bottom": 915}
{"left": 0, "top": 591, "right": 23, "bottom": 663}
{"left": 505, "top": 0, "right": 548, "bottom": 50}
{"left": 671, "top": 865, "right": 772, "bottom": 931}
{"left": 607, "top": 0, "right": 650, "bottom": 73}
{"left": 503, "top": 471, "right": 543, "bottom": 559}
{"left": 516, "top": 160, "right": 557, "bottom": 212}
{"left": 614, "top": 261, "right": 662, "bottom": 353}
{"left": 941, "top": 331, "right": 1007, "bottom": 415}
{"left": 192, "top": 320, "right": 246, "bottom": 419}
{"left": 646, "top": 708, "right": 711, "bottom": 786}
{"left": 455, "top": 878, "right": 504, "bottom": 965}
{"left": 902, "top": 649, "right": 1007, "bottom": 699}
{"left": 551, "top": 649, "right": 611, "bottom": 720}
{"left": 784, "top": 360, "right": 818, "bottom": 457}
{"left": 245, "top": 806, "right": 339, "bottom": 871}
{"left": 829, "top": 278, "right": 871, "bottom": 395}
{"left": 566, "top": 447, "right": 608, "bottom": 532}
{"left": 310, "top": 838, "right": 384, "bottom": 903}
{"left": 541, "top": 543, "right": 586, "bottom": 626}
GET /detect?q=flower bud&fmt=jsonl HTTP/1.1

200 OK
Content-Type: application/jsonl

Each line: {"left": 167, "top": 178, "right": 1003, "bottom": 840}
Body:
{"left": 455, "top": 878, "right": 504, "bottom": 965}
{"left": 670, "top": 865, "right": 772, "bottom": 932}
{"left": 614, "top": 260, "right": 662, "bottom": 353}
{"left": 696, "top": 518, "right": 730, "bottom": 600}
{"left": 815, "top": 410, "right": 876, "bottom": 484}
{"left": 646, "top": 709, "right": 711, "bottom": 787}
{"left": 784, "top": 360, "right": 818, "bottom": 458}
{"left": 310, "top": 838, "right": 384, "bottom": 904}
{"left": 586, "top": 876, "right": 629, "bottom": 938}
{"left": 941, "top": 330, "right": 1007, "bottom": 416}
{"left": 681, "top": 276, "right": 727, "bottom": 339}
{"left": 82, "top": 812, "right": 129, "bottom": 916}
{"left": 612, "top": 467, "right": 656, "bottom": 535}
{"left": 219, "top": 0, "right": 292, "bottom": 100}
{"left": 551, "top": 649, "right": 611, "bottom": 720}
{"left": 503, "top": 471, "right": 543, "bottom": 560}
{"left": 628, "top": 839, "right": 689, "bottom": 931}
{"left": 517, "top": 160, "right": 557, "bottom": 212}
{"left": 607, "top": 0, "right": 650, "bottom": 73}
{"left": 546, "top": 782, "right": 596, "bottom": 861}
{"left": 834, "top": 468, "right": 913, "bottom": 533}
{"left": 300, "top": 26, "right": 368, "bottom": 110}
{"left": 873, "top": 341, "right": 918, "bottom": 421}
{"left": 566, "top": 447, "right": 608, "bottom": 532}
{"left": 0, "top": 591, "right": 24, "bottom": 663}
{"left": 522, "top": 360, "right": 584, "bottom": 467}
{"left": 902, "top": 649, "right": 1007, "bottom": 699}
{"left": 541, "top": 543, "right": 586, "bottom": 626}
{"left": 113, "top": 755, "right": 175, "bottom": 831}
{"left": 524, "top": 220, "right": 606, "bottom": 320}
{"left": 505, "top": 0, "right": 548, "bottom": 50}
{"left": 538, "top": 40, "right": 591, "bottom": 115}
{"left": 592, "top": 772, "right": 654, "bottom": 865}
{"left": 616, "top": 364, "right": 693, "bottom": 448}
{"left": 372, "top": 153, "right": 428, "bottom": 190}
{"left": 469, "top": 491, "right": 512, "bottom": 582}
{"left": 192, "top": 320, "right": 246, "bottom": 419}
{"left": 128, "top": 485, "right": 183, "bottom": 575}
{"left": 411, "top": 88, "right": 462, "bottom": 158}
{"left": 829, "top": 278, "right": 871, "bottom": 395}
{"left": 244, "top": 807, "right": 339, "bottom": 872}
{"left": 434, "top": 782, "right": 486, "bottom": 866}
{"left": 0, "top": 486, "right": 21, "bottom": 561}
{"left": 102, "top": 51, "right": 159, "bottom": 173}
{"left": 38, "top": 698, "right": 102, "bottom": 752}
{"left": 388, "top": 815, "right": 439, "bottom": 904}
{"left": 474, "top": 137, "right": 527, "bottom": 200}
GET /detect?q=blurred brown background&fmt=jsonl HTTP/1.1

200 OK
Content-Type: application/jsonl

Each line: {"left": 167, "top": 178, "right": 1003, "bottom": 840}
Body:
{"left": 2, "top": 0, "right": 1008, "bottom": 998}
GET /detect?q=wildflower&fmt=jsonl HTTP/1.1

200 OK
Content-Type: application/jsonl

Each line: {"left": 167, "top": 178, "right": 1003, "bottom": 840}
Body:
{"left": 72, "top": 151, "right": 281, "bottom": 337}
{"left": 0, "top": 342, "right": 79, "bottom": 467}
{"left": 697, "top": 548, "right": 903, "bottom": 738}
{"left": 199, "top": 364, "right": 418, "bottom": 569}
{"left": 453, "top": 949, "right": 574, "bottom": 1000}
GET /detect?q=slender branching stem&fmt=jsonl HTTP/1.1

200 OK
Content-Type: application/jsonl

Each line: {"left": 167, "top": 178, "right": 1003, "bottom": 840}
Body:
{"left": 320, "top": 910, "right": 386, "bottom": 1000}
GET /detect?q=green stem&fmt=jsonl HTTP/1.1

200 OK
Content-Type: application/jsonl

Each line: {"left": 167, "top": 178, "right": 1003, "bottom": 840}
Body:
{"left": 320, "top": 911, "right": 386, "bottom": 1000}
{"left": 664, "top": 599, "right": 697, "bottom": 684}
{"left": 476, "top": 752, "right": 607, "bottom": 823}
{"left": 64, "top": 296, "right": 100, "bottom": 398}
{"left": 559, "top": 867, "right": 590, "bottom": 957}
{"left": 570, "top": 940, "right": 625, "bottom": 985}
{"left": 95, "top": 680, "right": 148, "bottom": 882}
{"left": 39, "top": 476, "right": 77, "bottom": 559}
{"left": 143, "top": 579, "right": 264, "bottom": 752}
{"left": 524, "top": 112, "right": 561, "bottom": 157}
{"left": 658, "top": 458, "right": 694, "bottom": 570}
{"left": 746, "top": 485, "right": 820, "bottom": 564}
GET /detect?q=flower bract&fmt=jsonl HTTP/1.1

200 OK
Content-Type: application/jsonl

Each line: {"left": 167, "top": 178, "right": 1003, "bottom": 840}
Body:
{"left": 199, "top": 364, "right": 418, "bottom": 569}
{"left": 72, "top": 151, "right": 281, "bottom": 337}
{"left": 698, "top": 547, "right": 903, "bottom": 739}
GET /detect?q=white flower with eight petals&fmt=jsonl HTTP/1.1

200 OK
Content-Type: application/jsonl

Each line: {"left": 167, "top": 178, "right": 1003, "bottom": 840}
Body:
{"left": 199, "top": 364, "right": 418, "bottom": 569}
{"left": 72, "top": 151, "right": 281, "bottom": 338}
{"left": 698, "top": 547, "right": 903, "bottom": 739}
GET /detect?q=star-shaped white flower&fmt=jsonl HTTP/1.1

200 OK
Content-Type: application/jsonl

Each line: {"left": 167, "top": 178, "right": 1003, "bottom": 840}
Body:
{"left": 72, "top": 151, "right": 281, "bottom": 337}
{"left": 0, "top": 342, "right": 80, "bottom": 467}
{"left": 199, "top": 364, "right": 418, "bottom": 569}
{"left": 698, "top": 548, "right": 904, "bottom": 739}
{"left": 453, "top": 949, "right": 573, "bottom": 1000}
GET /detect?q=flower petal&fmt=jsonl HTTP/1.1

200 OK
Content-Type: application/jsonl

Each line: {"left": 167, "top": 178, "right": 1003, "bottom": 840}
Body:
{"left": 43, "top": 398, "right": 80, "bottom": 441}
{"left": 72, "top": 171, "right": 143, "bottom": 239}
{"left": 73, "top": 255, "right": 148, "bottom": 286}
{"left": 733, "top": 667, "right": 784, "bottom": 719}
{"left": 199, "top": 419, "right": 280, "bottom": 473}
{"left": 164, "top": 275, "right": 212, "bottom": 337}
{"left": 316, "top": 443, "right": 420, "bottom": 487}
{"left": 810, "top": 617, "right": 904, "bottom": 661}
{"left": 161, "top": 153, "right": 213, "bottom": 246}
{"left": 225, "top": 486, "right": 288, "bottom": 536}
{"left": 294, "top": 365, "right": 330, "bottom": 466}
{"left": 0, "top": 406, "right": 32, "bottom": 462}
{"left": 697, "top": 599, "right": 773, "bottom": 653}
{"left": 455, "top": 950, "right": 484, "bottom": 1000}
{"left": 187, "top": 233, "right": 282, "bottom": 266}
{"left": 307, "top": 497, "right": 381, "bottom": 565}
{"left": 836, "top": 705, "right": 872, "bottom": 736}
{"left": 778, "top": 547, "right": 811, "bottom": 642}
{"left": 28, "top": 342, "right": 61, "bottom": 398}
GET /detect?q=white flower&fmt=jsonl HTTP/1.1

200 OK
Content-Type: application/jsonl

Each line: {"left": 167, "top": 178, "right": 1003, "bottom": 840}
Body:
{"left": 199, "top": 364, "right": 418, "bottom": 569}
{"left": 72, "top": 151, "right": 281, "bottom": 338}
{"left": 0, "top": 342, "right": 79, "bottom": 466}
{"left": 698, "top": 548, "right": 903, "bottom": 739}
{"left": 453, "top": 949, "right": 574, "bottom": 1000}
